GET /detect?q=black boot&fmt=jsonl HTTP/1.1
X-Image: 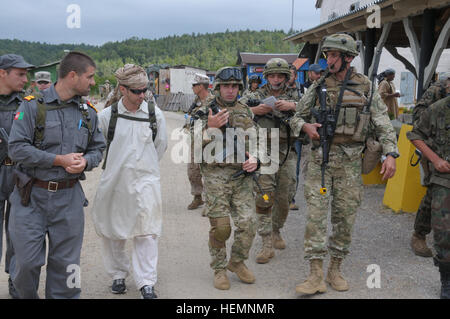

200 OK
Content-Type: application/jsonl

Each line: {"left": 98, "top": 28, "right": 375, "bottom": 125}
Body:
{"left": 436, "top": 258, "right": 450, "bottom": 299}
{"left": 439, "top": 268, "right": 450, "bottom": 299}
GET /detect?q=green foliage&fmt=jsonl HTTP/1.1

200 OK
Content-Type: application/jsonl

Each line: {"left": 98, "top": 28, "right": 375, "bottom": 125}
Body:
{"left": 0, "top": 30, "right": 303, "bottom": 89}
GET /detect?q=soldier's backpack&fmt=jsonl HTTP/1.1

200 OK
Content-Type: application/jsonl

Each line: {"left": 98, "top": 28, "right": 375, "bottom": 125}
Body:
{"left": 102, "top": 99, "right": 157, "bottom": 169}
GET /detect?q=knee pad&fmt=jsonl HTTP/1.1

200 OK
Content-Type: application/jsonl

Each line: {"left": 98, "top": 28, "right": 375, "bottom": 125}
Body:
{"left": 256, "top": 205, "right": 271, "bottom": 215}
{"left": 209, "top": 216, "right": 231, "bottom": 248}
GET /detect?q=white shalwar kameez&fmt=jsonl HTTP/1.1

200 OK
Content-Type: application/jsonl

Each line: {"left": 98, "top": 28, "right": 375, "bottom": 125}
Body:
{"left": 92, "top": 98, "right": 167, "bottom": 290}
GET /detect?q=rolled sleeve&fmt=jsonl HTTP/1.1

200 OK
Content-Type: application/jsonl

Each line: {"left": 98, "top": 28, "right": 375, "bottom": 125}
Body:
{"left": 370, "top": 92, "right": 399, "bottom": 155}
{"left": 290, "top": 85, "right": 316, "bottom": 137}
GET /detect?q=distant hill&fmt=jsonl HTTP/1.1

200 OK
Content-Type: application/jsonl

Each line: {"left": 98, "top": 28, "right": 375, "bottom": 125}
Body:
{"left": 0, "top": 30, "right": 303, "bottom": 75}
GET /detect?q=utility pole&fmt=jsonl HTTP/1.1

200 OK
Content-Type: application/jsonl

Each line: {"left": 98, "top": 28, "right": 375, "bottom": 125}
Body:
{"left": 289, "top": 0, "right": 295, "bottom": 34}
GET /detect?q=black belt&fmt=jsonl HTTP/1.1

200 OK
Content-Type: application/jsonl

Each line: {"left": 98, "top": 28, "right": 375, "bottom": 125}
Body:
{"left": 33, "top": 179, "right": 79, "bottom": 192}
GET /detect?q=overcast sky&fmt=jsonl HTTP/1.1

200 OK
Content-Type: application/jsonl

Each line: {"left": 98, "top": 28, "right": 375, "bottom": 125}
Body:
{"left": 0, "top": 0, "right": 321, "bottom": 45}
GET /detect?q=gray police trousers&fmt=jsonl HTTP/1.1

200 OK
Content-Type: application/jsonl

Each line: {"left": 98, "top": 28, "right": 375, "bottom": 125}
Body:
{"left": 0, "top": 165, "right": 15, "bottom": 275}
{"left": 9, "top": 182, "right": 85, "bottom": 299}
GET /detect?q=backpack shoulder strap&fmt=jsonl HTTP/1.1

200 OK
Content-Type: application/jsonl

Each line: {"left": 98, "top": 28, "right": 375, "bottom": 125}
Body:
{"left": 102, "top": 102, "right": 119, "bottom": 169}
{"left": 32, "top": 93, "right": 47, "bottom": 149}
{"left": 148, "top": 98, "right": 157, "bottom": 141}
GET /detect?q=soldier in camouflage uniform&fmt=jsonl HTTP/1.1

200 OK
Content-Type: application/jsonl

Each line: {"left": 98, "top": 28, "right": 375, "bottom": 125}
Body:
{"left": 290, "top": 34, "right": 399, "bottom": 295}
{"left": 0, "top": 54, "right": 34, "bottom": 298}
{"left": 407, "top": 95, "right": 450, "bottom": 299}
{"left": 241, "top": 75, "right": 261, "bottom": 101}
{"left": 191, "top": 67, "right": 259, "bottom": 290}
{"left": 240, "top": 58, "right": 300, "bottom": 264}
{"left": 186, "top": 73, "right": 213, "bottom": 211}
{"left": 410, "top": 72, "right": 450, "bottom": 258}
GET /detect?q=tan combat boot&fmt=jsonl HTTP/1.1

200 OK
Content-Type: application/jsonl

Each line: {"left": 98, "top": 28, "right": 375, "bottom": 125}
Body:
{"left": 326, "top": 257, "right": 349, "bottom": 291}
{"left": 410, "top": 232, "right": 433, "bottom": 257}
{"left": 187, "top": 195, "right": 204, "bottom": 210}
{"left": 295, "top": 259, "right": 327, "bottom": 295}
{"left": 227, "top": 261, "right": 255, "bottom": 284}
{"left": 256, "top": 234, "right": 275, "bottom": 264}
{"left": 213, "top": 269, "right": 230, "bottom": 290}
{"left": 272, "top": 231, "right": 286, "bottom": 250}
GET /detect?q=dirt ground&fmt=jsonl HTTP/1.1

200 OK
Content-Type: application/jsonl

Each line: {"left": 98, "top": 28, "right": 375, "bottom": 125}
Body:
{"left": 0, "top": 109, "right": 441, "bottom": 299}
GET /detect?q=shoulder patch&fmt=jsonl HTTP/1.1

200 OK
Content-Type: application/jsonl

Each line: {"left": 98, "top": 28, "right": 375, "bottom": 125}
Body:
{"left": 23, "top": 95, "right": 35, "bottom": 101}
{"left": 86, "top": 100, "right": 98, "bottom": 113}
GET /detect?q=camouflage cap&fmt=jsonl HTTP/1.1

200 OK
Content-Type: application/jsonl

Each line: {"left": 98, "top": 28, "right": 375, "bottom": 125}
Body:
{"left": 192, "top": 73, "right": 210, "bottom": 85}
{"left": 0, "top": 54, "right": 34, "bottom": 70}
{"left": 321, "top": 33, "right": 359, "bottom": 56}
{"left": 34, "top": 71, "right": 51, "bottom": 83}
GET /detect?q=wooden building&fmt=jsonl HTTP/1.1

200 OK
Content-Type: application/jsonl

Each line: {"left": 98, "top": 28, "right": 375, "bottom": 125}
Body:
{"left": 286, "top": 0, "right": 450, "bottom": 100}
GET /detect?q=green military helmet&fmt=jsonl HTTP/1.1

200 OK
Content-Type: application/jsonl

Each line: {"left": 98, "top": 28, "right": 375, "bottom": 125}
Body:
{"left": 321, "top": 33, "right": 359, "bottom": 56}
{"left": 262, "top": 58, "right": 291, "bottom": 80}
{"left": 213, "top": 66, "right": 244, "bottom": 91}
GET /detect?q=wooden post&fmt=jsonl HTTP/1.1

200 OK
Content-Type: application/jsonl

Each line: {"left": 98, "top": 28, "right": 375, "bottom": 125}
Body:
{"left": 364, "top": 28, "right": 376, "bottom": 76}
{"left": 417, "top": 9, "right": 435, "bottom": 100}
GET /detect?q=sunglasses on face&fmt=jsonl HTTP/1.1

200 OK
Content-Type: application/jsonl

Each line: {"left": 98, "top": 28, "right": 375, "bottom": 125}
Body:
{"left": 37, "top": 81, "right": 50, "bottom": 85}
{"left": 127, "top": 87, "right": 148, "bottom": 95}
{"left": 216, "top": 68, "right": 243, "bottom": 81}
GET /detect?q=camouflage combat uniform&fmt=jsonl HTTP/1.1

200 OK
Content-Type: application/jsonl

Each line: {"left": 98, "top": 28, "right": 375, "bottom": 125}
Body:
{"left": 412, "top": 80, "right": 448, "bottom": 238}
{"left": 186, "top": 93, "right": 213, "bottom": 197}
{"left": 290, "top": 66, "right": 398, "bottom": 261}
{"left": 246, "top": 83, "right": 299, "bottom": 238}
{"left": 407, "top": 96, "right": 450, "bottom": 298}
{"left": 408, "top": 96, "right": 450, "bottom": 263}
{"left": 192, "top": 94, "right": 258, "bottom": 271}
{"left": 241, "top": 89, "right": 258, "bottom": 101}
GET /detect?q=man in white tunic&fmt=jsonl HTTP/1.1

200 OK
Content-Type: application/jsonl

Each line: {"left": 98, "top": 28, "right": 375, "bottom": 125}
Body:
{"left": 92, "top": 64, "right": 167, "bottom": 299}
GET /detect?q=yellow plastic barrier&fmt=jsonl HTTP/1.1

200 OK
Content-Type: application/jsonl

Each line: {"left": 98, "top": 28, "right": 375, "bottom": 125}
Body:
{"left": 382, "top": 124, "right": 427, "bottom": 213}
{"left": 362, "top": 162, "right": 387, "bottom": 185}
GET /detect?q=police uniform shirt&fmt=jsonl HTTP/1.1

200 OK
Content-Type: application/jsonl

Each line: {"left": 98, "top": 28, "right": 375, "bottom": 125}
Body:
{"left": 8, "top": 84, "right": 106, "bottom": 181}
{"left": 0, "top": 92, "right": 22, "bottom": 135}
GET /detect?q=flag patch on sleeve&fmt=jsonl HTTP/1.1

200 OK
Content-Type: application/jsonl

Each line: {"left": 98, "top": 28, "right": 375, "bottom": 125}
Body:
{"left": 14, "top": 112, "right": 24, "bottom": 120}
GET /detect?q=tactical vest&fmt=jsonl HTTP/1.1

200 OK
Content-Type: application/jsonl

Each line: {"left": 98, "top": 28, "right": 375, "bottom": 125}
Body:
{"left": 316, "top": 72, "right": 370, "bottom": 144}
{"left": 205, "top": 99, "right": 254, "bottom": 168}
{"left": 254, "top": 84, "right": 298, "bottom": 140}
{"left": 25, "top": 94, "right": 95, "bottom": 150}
{"left": 102, "top": 99, "right": 157, "bottom": 169}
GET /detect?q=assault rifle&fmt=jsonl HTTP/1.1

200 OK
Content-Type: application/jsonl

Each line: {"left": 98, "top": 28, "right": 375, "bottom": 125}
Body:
{"left": 200, "top": 100, "right": 268, "bottom": 203}
{"left": 311, "top": 67, "right": 352, "bottom": 195}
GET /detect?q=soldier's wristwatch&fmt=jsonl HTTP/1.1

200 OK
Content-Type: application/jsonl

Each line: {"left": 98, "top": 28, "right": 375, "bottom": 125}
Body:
{"left": 386, "top": 152, "right": 400, "bottom": 159}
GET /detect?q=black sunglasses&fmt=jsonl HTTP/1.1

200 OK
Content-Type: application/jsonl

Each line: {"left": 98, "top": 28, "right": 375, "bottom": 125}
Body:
{"left": 37, "top": 81, "right": 50, "bottom": 85}
{"left": 125, "top": 86, "right": 148, "bottom": 95}
{"left": 216, "top": 68, "right": 243, "bottom": 81}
